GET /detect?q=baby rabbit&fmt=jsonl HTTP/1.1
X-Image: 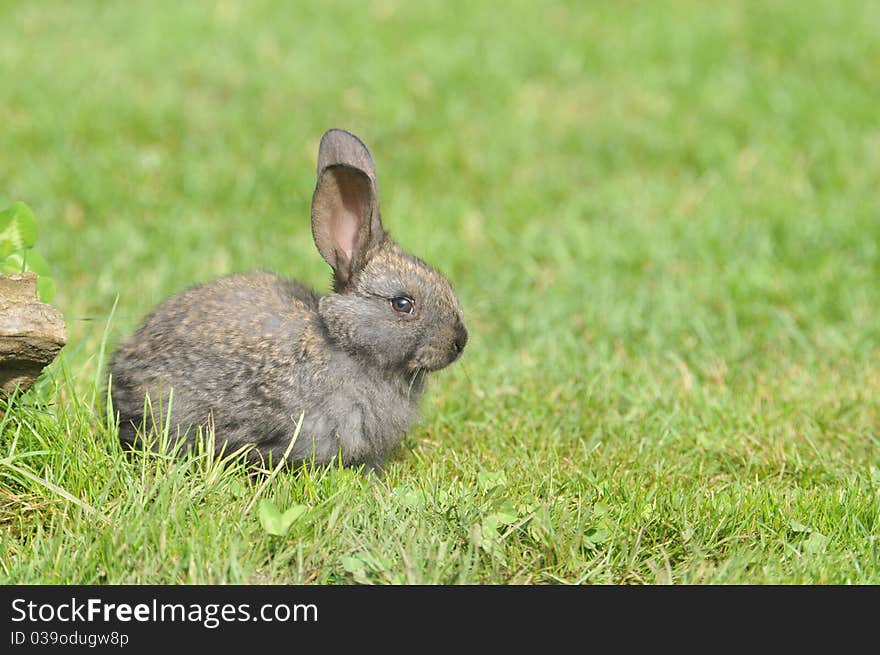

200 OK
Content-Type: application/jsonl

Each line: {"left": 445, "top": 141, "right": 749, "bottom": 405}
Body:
{"left": 110, "top": 129, "right": 467, "bottom": 468}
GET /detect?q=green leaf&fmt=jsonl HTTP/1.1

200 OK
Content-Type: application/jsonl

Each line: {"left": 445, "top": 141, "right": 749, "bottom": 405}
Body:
{"left": 0, "top": 201, "right": 38, "bottom": 258}
{"left": 790, "top": 520, "right": 811, "bottom": 533}
{"left": 36, "top": 276, "right": 56, "bottom": 304}
{"left": 0, "top": 251, "right": 27, "bottom": 274}
{"left": 583, "top": 525, "right": 610, "bottom": 547}
{"left": 803, "top": 531, "right": 829, "bottom": 554}
{"left": 19, "top": 248, "right": 50, "bottom": 276}
{"left": 477, "top": 470, "right": 508, "bottom": 493}
{"left": 22, "top": 250, "right": 54, "bottom": 302}
{"left": 257, "top": 499, "right": 307, "bottom": 536}
{"left": 491, "top": 498, "right": 520, "bottom": 525}
{"left": 393, "top": 485, "right": 426, "bottom": 509}
{"left": 341, "top": 554, "right": 371, "bottom": 583}
{"left": 527, "top": 505, "right": 554, "bottom": 546}
{"left": 227, "top": 479, "right": 248, "bottom": 499}
{"left": 477, "top": 515, "right": 508, "bottom": 564}
{"left": 341, "top": 554, "right": 365, "bottom": 574}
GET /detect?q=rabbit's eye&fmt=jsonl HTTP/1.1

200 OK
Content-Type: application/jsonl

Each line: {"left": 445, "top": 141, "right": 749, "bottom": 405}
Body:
{"left": 391, "top": 296, "right": 415, "bottom": 315}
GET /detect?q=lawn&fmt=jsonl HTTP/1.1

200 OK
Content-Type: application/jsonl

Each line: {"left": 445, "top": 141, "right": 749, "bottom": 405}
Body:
{"left": 1, "top": 0, "right": 879, "bottom": 584}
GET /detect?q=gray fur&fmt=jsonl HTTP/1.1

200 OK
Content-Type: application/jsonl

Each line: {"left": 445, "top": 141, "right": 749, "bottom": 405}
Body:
{"left": 109, "top": 129, "right": 467, "bottom": 468}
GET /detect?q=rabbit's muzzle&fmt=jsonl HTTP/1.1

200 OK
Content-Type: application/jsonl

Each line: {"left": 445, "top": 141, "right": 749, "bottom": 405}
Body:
{"left": 413, "top": 320, "right": 468, "bottom": 371}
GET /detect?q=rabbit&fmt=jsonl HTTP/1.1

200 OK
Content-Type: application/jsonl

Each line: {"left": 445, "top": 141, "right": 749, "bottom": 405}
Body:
{"left": 109, "top": 129, "right": 468, "bottom": 469}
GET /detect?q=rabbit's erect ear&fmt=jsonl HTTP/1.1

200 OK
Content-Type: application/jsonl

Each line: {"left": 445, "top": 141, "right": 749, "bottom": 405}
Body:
{"left": 311, "top": 129, "right": 385, "bottom": 286}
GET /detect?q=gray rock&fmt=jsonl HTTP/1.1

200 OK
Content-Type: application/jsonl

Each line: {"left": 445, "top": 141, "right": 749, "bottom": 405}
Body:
{"left": 0, "top": 273, "right": 66, "bottom": 396}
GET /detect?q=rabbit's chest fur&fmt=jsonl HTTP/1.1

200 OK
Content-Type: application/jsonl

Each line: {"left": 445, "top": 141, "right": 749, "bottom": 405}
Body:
{"left": 283, "top": 357, "right": 423, "bottom": 466}
{"left": 111, "top": 272, "right": 422, "bottom": 467}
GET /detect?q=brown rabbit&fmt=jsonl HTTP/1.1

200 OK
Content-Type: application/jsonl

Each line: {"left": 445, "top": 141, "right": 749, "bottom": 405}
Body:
{"left": 110, "top": 129, "right": 467, "bottom": 468}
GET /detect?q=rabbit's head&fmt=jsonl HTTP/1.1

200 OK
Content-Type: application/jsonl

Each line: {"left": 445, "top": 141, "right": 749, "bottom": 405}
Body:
{"left": 312, "top": 129, "right": 467, "bottom": 373}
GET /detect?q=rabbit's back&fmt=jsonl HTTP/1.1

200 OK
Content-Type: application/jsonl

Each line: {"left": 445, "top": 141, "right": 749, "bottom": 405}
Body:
{"left": 113, "top": 271, "right": 319, "bottom": 372}
{"left": 111, "top": 273, "right": 322, "bottom": 449}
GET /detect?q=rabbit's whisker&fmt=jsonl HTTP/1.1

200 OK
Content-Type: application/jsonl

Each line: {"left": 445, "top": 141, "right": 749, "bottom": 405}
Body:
{"left": 407, "top": 367, "right": 422, "bottom": 400}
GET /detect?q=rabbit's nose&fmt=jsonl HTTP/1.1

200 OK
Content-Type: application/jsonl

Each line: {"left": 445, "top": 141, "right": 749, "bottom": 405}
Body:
{"left": 453, "top": 325, "right": 468, "bottom": 355}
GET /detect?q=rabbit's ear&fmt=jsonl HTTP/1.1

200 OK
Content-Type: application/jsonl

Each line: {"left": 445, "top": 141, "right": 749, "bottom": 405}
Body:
{"left": 311, "top": 130, "right": 385, "bottom": 286}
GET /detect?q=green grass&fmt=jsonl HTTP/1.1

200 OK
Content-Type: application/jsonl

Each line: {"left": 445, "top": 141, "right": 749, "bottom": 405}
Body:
{"left": 2, "top": 0, "right": 880, "bottom": 583}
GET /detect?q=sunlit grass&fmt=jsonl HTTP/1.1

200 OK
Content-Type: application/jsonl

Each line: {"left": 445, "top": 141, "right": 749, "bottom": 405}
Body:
{"left": 1, "top": 0, "right": 879, "bottom": 583}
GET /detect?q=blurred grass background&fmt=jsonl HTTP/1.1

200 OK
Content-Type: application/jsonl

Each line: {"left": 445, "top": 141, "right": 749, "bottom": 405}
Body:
{"left": 1, "top": 0, "right": 879, "bottom": 583}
